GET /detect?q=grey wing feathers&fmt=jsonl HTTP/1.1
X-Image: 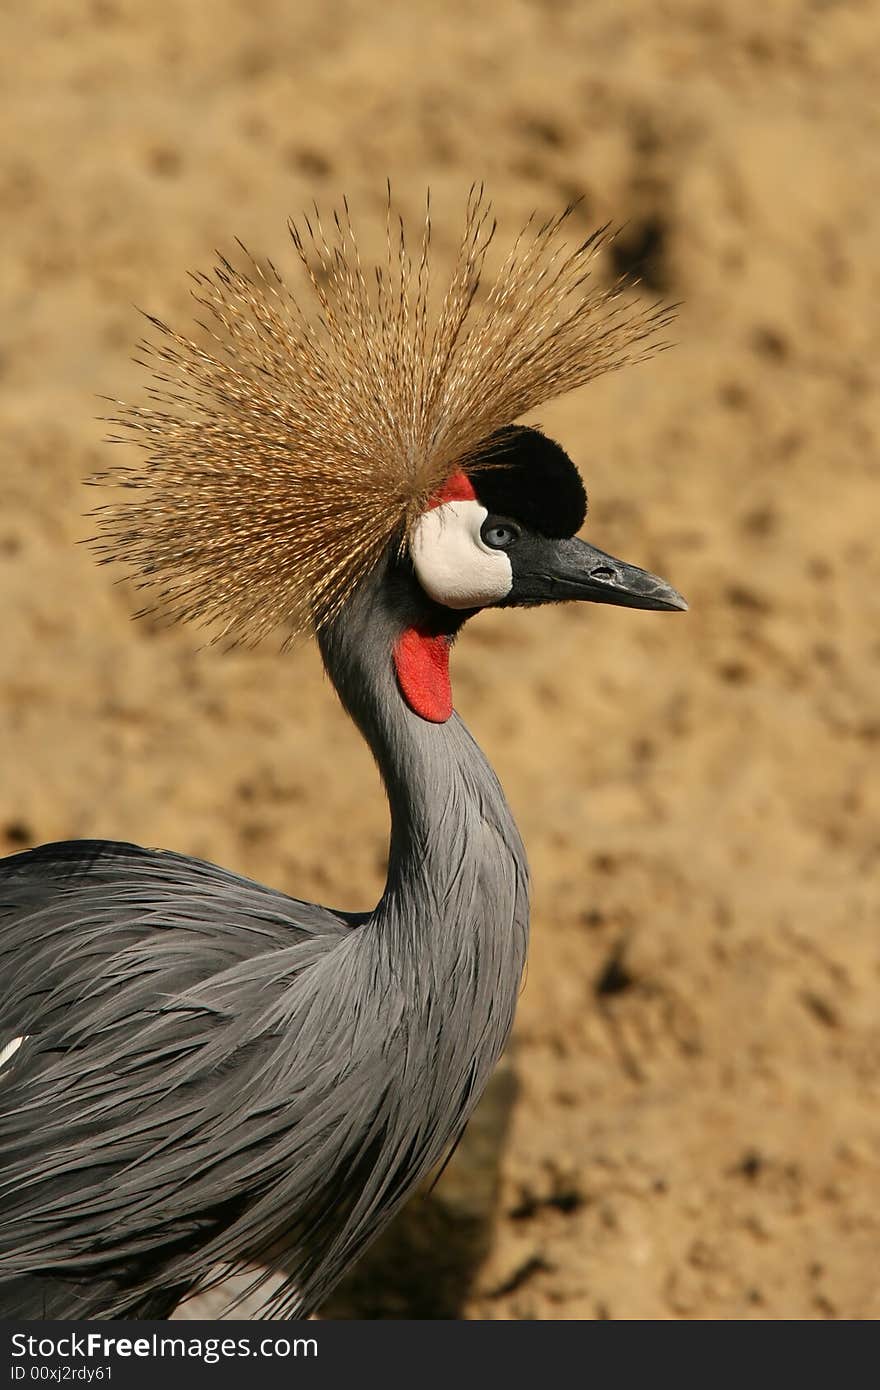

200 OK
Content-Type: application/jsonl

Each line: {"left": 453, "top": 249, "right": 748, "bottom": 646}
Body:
{"left": 0, "top": 839, "right": 349, "bottom": 1032}
{"left": 0, "top": 839, "right": 352, "bottom": 1317}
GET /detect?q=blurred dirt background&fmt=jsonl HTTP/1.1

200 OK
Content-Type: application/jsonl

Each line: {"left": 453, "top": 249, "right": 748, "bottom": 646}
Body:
{"left": 2, "top": 0, "right": 879, "bottom": 1320}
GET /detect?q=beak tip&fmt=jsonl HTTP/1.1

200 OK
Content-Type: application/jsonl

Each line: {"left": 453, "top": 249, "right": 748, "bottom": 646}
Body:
{"left": 649, "top": 578, "right": 688, "bottom": 612}
{"left": 643, "top": 580, "right": 688, "bottom": 613}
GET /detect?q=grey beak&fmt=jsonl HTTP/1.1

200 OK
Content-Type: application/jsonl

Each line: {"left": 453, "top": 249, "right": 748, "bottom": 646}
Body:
{"left": 509, "top": 536, "right": 688, "bottom": 612}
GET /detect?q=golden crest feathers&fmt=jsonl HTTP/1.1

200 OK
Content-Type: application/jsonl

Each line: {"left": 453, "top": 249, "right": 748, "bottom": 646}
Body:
{"left": 91, "top": 187, "right": 674, "bottom": 644}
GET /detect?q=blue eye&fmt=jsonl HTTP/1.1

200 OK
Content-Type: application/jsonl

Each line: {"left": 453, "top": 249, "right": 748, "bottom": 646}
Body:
{"left": 481, "top": 518, "right": 521, "bottom": 550}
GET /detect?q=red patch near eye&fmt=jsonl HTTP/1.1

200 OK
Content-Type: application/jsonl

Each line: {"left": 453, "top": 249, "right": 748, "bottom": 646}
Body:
{"left": 427, "top": 471, "right": 477, "bottom": 508}
{"left": 393, "top": 627, "right": 453, "bottom": 723}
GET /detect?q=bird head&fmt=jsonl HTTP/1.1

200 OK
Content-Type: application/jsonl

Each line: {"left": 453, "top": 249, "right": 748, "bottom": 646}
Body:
{"left": 91, "top": 189, "right": 685, "bottom": 723}
{"left": 391, "top": 423, "right": 685, "bottom": 720}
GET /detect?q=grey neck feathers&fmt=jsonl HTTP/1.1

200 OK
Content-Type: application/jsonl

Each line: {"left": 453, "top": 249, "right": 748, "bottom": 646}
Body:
{"left": 317, "top": 559, "right": 529, "bottom": 985}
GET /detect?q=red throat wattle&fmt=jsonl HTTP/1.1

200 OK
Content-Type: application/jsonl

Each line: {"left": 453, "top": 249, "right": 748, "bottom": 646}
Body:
{"left": 393, "top": 628, "right": 453, "bottom": 723}
{"left": 393, "top": 470, "right": 474, "bottom": 723}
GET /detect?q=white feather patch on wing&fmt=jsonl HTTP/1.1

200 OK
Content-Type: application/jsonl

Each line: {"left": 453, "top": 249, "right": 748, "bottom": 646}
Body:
{"left": 0, "top": 1036, "right": 26, "bottom": 1071}
{"left": 410, "top": 500, "right": 513, "bottom": 610}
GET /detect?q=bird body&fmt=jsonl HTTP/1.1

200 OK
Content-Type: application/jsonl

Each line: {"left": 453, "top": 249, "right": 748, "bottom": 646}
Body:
{"left": 0, "top": 560, "right": 527, "bottom": 1317}
{"left": 0, "top": 193, "right": 684, "bottom": 1317}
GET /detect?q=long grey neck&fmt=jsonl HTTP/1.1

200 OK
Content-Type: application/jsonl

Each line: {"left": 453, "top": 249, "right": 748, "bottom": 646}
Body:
{"left": 316, "top": 563, "right": 529, "bottom": 979}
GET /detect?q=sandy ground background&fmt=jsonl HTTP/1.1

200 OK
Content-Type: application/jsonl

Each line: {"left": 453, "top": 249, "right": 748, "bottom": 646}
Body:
{"left": 2, "top": 0, "right": 879, "bottom": 1320}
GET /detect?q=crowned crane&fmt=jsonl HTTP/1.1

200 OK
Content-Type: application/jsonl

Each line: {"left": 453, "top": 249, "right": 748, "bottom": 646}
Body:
{"left": 0, "top": 192, "right": 685, "bottom": 1319}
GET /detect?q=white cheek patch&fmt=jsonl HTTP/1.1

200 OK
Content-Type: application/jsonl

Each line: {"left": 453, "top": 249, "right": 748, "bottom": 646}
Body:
{"left": 410, "top": 500, "right": 513, "bottom": 609}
